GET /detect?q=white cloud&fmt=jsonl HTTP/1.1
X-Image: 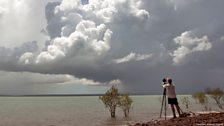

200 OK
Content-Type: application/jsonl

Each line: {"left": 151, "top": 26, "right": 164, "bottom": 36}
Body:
{"left": 221, "top": 36, "right": 224, "bottom": 41}
{"left": 20, "top": 20, "right": 112, "bottom": 64}
{"left": 61, "top": 13, "right": 82, "bottom": 36}
{"left": 0, "top": 0, "right": 48, "bottom": 48}
{"left": 113, "top": 52, "right": 152, "bottom": 64}
{"left": 19, "top": 52, "right": 35, "bottom": 64}
{"left": 20, "top": 0, "right": 148, "bottom": 66}
{"left": 71, "top": 77, "right": 101, "bottom": 86}
{"left": 172, "top": 31, "right": 212, "bottom": 65}
{"left": 55, "top": 0, "right": 149, "bottom": 24}
{"left": 107, "top": 79, "right": 122, "bottom": 86}
{"left": 44, "top": 0, "right": 149, "bottom": 39}
{"left": 69, "top": 78, "right": 122, "bottom": 86}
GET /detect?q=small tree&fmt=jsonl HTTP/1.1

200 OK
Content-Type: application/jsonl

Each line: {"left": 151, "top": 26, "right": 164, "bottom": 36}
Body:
{"left": 99, "top": 86, "right": 120, "bottom": 118}
{"left": 181, "top": 96, "right": 190, "bottom": 110}
{"left": 118, "top": 94, "right": 133, "bottom": 117}
{"left": 205, "top": 88, "right": 224, "bottom": 109}
{"left": 222, "top": 97, "right": 224, "bottom": 105}
{"left": 192, "top": 92, "right": 208, "bottom": 111}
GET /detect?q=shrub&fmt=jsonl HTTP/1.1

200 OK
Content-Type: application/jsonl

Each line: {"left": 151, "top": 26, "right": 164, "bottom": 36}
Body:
{"left": 192, "top": 92, "right": 208, "bottom": 111}
{"left": 181, "top": 96, "right": 190, "bottom": 109}
{"left": 99, "top": 86, "right": 120, "bottom": 118}
{"left": 118, "top": 94, "right": 133, "bottom": 117}
{"left": 99, "top": 86, "right": 133, "bottom": 118}
{"left": 205, "top": 88, "right": 224, "bottom": 110}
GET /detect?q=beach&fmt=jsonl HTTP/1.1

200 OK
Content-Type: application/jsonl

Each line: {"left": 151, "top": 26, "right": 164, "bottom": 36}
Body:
{"left": 131, "top": 112, "right": 224, "bottom": 126}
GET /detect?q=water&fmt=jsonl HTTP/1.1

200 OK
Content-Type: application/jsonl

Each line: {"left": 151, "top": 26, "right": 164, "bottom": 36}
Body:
{"left": 0, "top": 95, "right": 220, "bottom": 126}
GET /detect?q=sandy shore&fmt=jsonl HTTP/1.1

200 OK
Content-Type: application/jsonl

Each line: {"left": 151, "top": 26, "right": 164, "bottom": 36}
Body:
{"left": 130, "top": 112, "right": 224, "bottom": 126}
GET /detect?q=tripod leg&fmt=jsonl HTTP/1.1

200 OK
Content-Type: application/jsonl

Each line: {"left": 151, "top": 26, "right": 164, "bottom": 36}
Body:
{"left": 164, "top": 94, "right": 166, "bottom": 120}
{"left": 159, "top": 92, "right": 165, "bottom": 118}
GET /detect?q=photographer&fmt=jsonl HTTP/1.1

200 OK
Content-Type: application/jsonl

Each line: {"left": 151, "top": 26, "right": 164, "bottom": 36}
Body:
{"left": 162, "top": 78, "right": 181, "bottom": 118}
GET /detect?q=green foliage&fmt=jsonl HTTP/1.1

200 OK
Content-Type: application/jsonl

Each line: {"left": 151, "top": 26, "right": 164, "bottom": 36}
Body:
{"left": 181, "top": 96, "right": 190, "bottom": 109}
{"left": 99, "top": 86, "right": 133, "bottom": 118}
{"left": 205, "top": 88, "right": 224, "bottom": 109}
{"left": 118, "top": 94, "right": 133, "bottom": 117}
{"left": 99, "top": 86, "right": 120, "bottom": 108}
{"left": 99, "top": 86, "right": 120, "bottom": 118}
{"left": 192, "top": 92, "right": 208, "bottom": 111}
{"left": 192, "top": 92, "right": 208, "bottom": 104}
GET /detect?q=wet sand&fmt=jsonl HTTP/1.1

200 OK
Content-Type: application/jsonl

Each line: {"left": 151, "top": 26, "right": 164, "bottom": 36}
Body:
{"left": 130, "top": 112, "right": 224, "bottom": 126}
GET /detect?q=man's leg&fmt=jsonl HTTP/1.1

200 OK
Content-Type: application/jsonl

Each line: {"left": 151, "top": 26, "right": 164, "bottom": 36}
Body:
{"left": 170, "top": 104, "right": 176, "bottom": 118}
{"left": 175, "top": 105, "right": 181, "bottom": 116}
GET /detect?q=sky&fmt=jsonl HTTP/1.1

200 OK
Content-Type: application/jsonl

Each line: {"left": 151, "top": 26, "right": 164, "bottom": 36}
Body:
{"left": 0, "top": 0, "right": 224, "bottom": 95}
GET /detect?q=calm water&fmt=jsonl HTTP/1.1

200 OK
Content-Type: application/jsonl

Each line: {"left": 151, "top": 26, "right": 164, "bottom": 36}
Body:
{"left": 0, "top": 95, "right": 219, "bottom": 126}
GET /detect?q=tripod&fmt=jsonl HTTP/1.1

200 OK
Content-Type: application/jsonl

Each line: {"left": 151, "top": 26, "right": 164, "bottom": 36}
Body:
{"left": 159, "top": 88, "right": 167, "bottom": 120}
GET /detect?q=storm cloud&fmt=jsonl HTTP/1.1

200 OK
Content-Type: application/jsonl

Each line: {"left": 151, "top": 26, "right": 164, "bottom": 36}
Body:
{"left": 0, "top": 0, "right": 224, "bottom": 94}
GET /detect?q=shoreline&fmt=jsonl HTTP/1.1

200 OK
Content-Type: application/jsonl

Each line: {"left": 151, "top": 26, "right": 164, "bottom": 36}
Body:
{"left": 129, "top": 112, "right": 224, "bottom": 126}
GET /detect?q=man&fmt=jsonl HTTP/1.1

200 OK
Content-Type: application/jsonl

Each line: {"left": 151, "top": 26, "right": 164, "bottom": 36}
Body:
{"left": 162, "top": 78, "right": 181, "bottom": 118}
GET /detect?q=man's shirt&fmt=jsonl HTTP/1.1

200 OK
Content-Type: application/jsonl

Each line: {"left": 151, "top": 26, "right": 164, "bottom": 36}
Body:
{"left": 162, "top": 83, "right": 176, "bottom": 98}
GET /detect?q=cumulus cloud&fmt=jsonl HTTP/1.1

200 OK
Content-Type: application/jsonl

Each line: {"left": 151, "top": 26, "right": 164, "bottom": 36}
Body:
{"left": 18, "top": 0, "right": 149, "bottom": 66}
{"left": 172, "top": 31, "right": 212, "bottom": 65}
{"left": 113, "top": 52, "right": 152, "bottom": 64}
{"left": 0, "top": 41, "right": 38, "bottom": 65}
{"left": 44, "top": 0, "right": 149, "bottom": 38}
{"left": 19, "top": 20, "right": 112, "bottom": 64}
{"left": 16, "top": 0, "right": 150, "bottom": 84}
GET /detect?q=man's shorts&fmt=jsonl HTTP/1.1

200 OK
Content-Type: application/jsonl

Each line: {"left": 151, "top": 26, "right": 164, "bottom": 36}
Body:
{"left": 168, "top": 98, "right": 178, "bottom": 105}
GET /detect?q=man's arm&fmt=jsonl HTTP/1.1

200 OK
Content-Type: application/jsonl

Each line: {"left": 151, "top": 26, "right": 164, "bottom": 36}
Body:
{"left": 162, "top": 84, "right": 168, "bottom": 88}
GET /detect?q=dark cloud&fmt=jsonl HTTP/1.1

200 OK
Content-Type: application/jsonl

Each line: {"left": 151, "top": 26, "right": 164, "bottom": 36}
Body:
{"left": 0, "top": 41, "right": 38, "bottom": 64}
{"left": 45, "top": 2, "right": 62, "bottom": 38}
{"left": 0, "top": 0, "right": 224, "bottom": 94}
